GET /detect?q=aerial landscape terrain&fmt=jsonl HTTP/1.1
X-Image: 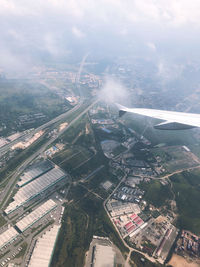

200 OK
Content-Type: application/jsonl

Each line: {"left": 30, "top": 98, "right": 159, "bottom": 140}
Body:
{"left": 0, "top": 1, "right": 200, "bottom": 267}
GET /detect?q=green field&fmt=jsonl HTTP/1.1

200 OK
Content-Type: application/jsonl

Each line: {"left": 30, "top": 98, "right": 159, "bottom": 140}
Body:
{"left": 151, "top": 146, "right": 199, "bottom": 173}
{"left": 139, "top": 180, "right": 173, "bottom": 208}
{"left": 52, "top": 145, "right": 93, "bottom": 173}
{"left": 58, "top": 115, "right": 88, "bottom": 144}
{"left": 170, "top": 170, "right": 200, "bottom": 234}
{"left": 60, "top": 150, "right": 91, "bottom": 171}
{"left": 52, "top": 147, "right": 79, "bottom": 164}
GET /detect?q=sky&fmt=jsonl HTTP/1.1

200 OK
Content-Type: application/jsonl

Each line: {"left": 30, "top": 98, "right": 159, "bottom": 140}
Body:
{"left": 1, "top": 0, "right": 200, "bottom": 73}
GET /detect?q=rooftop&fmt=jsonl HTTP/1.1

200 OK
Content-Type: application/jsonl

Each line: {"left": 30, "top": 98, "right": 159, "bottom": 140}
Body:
{"left": 16, "top": 199, "right": 57, "bottom": 232}
{"left": 17, "top": 160, "right": 54, "bottom": 187}
{"left": 5, "top": 167, "right": 66, "bottom": 214}
{"left": 28, "top": 224, "right": 60, "bottom": 267}
{"left": 0, "top": 227, "right": 19, "bottom": 249}
{"left": 93, "top": 244, "right": 115, "bottom": 267}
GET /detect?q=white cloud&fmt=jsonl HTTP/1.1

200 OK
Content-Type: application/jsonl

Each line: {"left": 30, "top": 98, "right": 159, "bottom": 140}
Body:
{"left": 72, "top": 26, "right": 85, "bottom": 38}
{"left": 1, "top": 0, "right": 200, "bottom": 74}
{"left": 147, "top": 42, "right": 156, "bottom": 52}
{"left": 1, "top": 0, "right": 200, "bottom": 27}
{"left": 98, "top": 76, "right": 130, "bottom": 104}
{"left": 43, "top": 33, "right": 59, "bottom": 57}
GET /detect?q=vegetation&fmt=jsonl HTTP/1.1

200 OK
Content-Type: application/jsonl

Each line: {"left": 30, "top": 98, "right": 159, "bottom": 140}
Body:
{"left": 130, "top": 251, "right": 163, "bottom": 267}
{"left": 71, "top": 151, "right": 108, "bottom": 179}
{"left": 0, "top": 214, "right": 6, "bottom": 227}
{"left": 139, "top": 180, "right": 173, "bottom": 208}
{"left": 51, "top": 191, "right": 128, "bottom": 267}
{"left": 33, "top": 220, "right": 54, "bottom": 238}
{"left": 0, "top": 80, "right": 70, "bottom": 136}
{"left": 31, "top": 224, "right": 42, "bottom": 233}
{"left": 170, "top": 170, "right": 200, "bottom": 234}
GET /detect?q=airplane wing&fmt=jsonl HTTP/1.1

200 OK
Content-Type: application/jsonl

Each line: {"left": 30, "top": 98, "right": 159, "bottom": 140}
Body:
{"left": 116, "top": 103, "right": 200, "bottom": 130}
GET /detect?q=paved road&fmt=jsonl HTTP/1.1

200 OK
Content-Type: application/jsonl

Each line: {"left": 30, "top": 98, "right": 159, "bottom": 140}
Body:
{"left": 0, "top": 99, "right": 98, "bottom": 211}
{"left": 0, "top": 99, "right": 84, "bottom": 157}
{"left": 103, "top": 176, "right": 158, "bottom": 267}
{"left": 152, "top": 165, "right": 200, "bottom": 181}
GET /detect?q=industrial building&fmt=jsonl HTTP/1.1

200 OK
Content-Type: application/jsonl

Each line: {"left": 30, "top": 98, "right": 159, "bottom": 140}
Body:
{"left": 155, "top": 226, "right": 178, "bottom": 261}
{"left": 85, "top": 236, "right": 125, "bottom": 267}
{"left": 91, "top": 244, "right": 115, "bottom": 267}
{"left": 16, "top": 199, "right": 57, "bottom": 232}
{"left": 17, "top": 160, "right": 54, "bottom": 187}
{"left": 5, "top": 167, "right": 66, "bottom": 214}
{"left": 0, "top": 227, "right": 19, "bottom": 249}
{"left": 28, "top": 225, "right": 60, "bottom": 267}
{"left": 106, "top": 199, "right": 140, "bottom": 217}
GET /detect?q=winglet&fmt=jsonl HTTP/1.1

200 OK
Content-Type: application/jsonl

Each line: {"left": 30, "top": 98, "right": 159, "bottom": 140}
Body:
{"left": 119, "top": 110, "right": 127, "bottom": 117}
{"left": 115, "top": 103, "right": 128, "bottom": 117}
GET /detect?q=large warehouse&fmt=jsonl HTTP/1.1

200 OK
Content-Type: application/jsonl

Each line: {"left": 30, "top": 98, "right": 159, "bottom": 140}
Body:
{"left": 17, "top": 160, "right": 54, "bottom": 187}
{"left": 0, "top": 227, "right": 19, "bottom": 249}
{"left": 28, "top": 224, "right": 60, "bottom": 267}
{"left": 16, "top": 199, "right": 57, "bottom": 232}
{"left": 5, "top": 167, "right": 66, "bottom": 215}
{"left": 92, "top": 244, "right": 115, "bottom": 267}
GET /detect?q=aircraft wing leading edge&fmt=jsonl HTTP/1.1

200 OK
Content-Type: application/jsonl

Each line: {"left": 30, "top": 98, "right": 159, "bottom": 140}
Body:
{"left": 116, "top": 103, "right": 200, "bottom": 130}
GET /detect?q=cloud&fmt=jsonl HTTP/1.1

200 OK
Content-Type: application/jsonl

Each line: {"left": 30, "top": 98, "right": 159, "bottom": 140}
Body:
{"left": 1, "top": 0, "right": 200, "bottom": 74}
{"left": 147, "top": 42, "right": 156, "bottom": 52}
{"left": 72, "top": 26, "right": 85, "bottom": 38}
{"left": 98, "top": 76, "right": 130, "bottom": 105}
{"left": 1, "top": 0, "right": 200, "bottom": 27}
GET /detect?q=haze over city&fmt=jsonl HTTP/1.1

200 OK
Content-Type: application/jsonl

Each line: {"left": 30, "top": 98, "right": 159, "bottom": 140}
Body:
{"left": 0, "top": 1, "right": 200, "bottom": 267}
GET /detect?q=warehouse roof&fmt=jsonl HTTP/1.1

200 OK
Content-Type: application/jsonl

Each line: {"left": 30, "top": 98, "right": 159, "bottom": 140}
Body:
{"left": 5, "top": 167, "right": 66, "bottom": 214}
{"left": 28, "top": 225, "right": 60, "bottom": 267}
{"left": 0, "top": 227, "right": 19, "bottom": 249}
{"left": 17, "top": 160, "right": 54, "bottom": 187}
{"left": 16, "top": 199, "right": 57, "bottom": 232}
{"left": 93, "top": 244, "right": 115, "bottom": 267}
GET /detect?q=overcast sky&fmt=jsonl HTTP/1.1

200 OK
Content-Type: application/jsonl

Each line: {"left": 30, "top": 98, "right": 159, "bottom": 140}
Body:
{"left": 1, "top": 0, "right": 200, "bottom": 73}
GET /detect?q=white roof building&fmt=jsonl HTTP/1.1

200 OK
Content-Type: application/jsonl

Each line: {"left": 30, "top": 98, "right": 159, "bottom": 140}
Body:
{"left": 0, "top": 227, "right": 19, "bottom": 249}
{"left": 5, "top": 167, "right": 66, "bottom": 214}
{"left": 107, "top": 200, "right": 140, "bottom": 217}
{"left": 93, "top": 244, "right": 115, "bottom": 267}
{"left": 17, "top": 160, "right": 54, "bottom": 187}
{"left": 28, "top": 225, "right": 60, "bottom": 267}
{"left": 16, "top": 199, "right": 57, "bottom": 232}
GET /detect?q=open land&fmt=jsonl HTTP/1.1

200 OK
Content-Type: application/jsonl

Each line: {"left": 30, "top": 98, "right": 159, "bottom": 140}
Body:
{"left": 169, "top": 254, "right": 200, "bottom": 267}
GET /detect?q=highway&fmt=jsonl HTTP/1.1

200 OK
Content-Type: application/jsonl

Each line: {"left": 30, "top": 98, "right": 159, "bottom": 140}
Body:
{"left": 0, "top": 54, "right": 89, "bottom": 158}
{"left": 0, "top": 98, "right": 98, "bottom": 211}
{"left": 0, "top": 99, "right": 84, "bottom": 157}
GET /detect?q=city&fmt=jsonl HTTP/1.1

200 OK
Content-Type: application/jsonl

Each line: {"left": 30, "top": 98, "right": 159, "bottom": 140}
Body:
{"left": 0, "top": 1, "right": 200, "bottom": 267}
